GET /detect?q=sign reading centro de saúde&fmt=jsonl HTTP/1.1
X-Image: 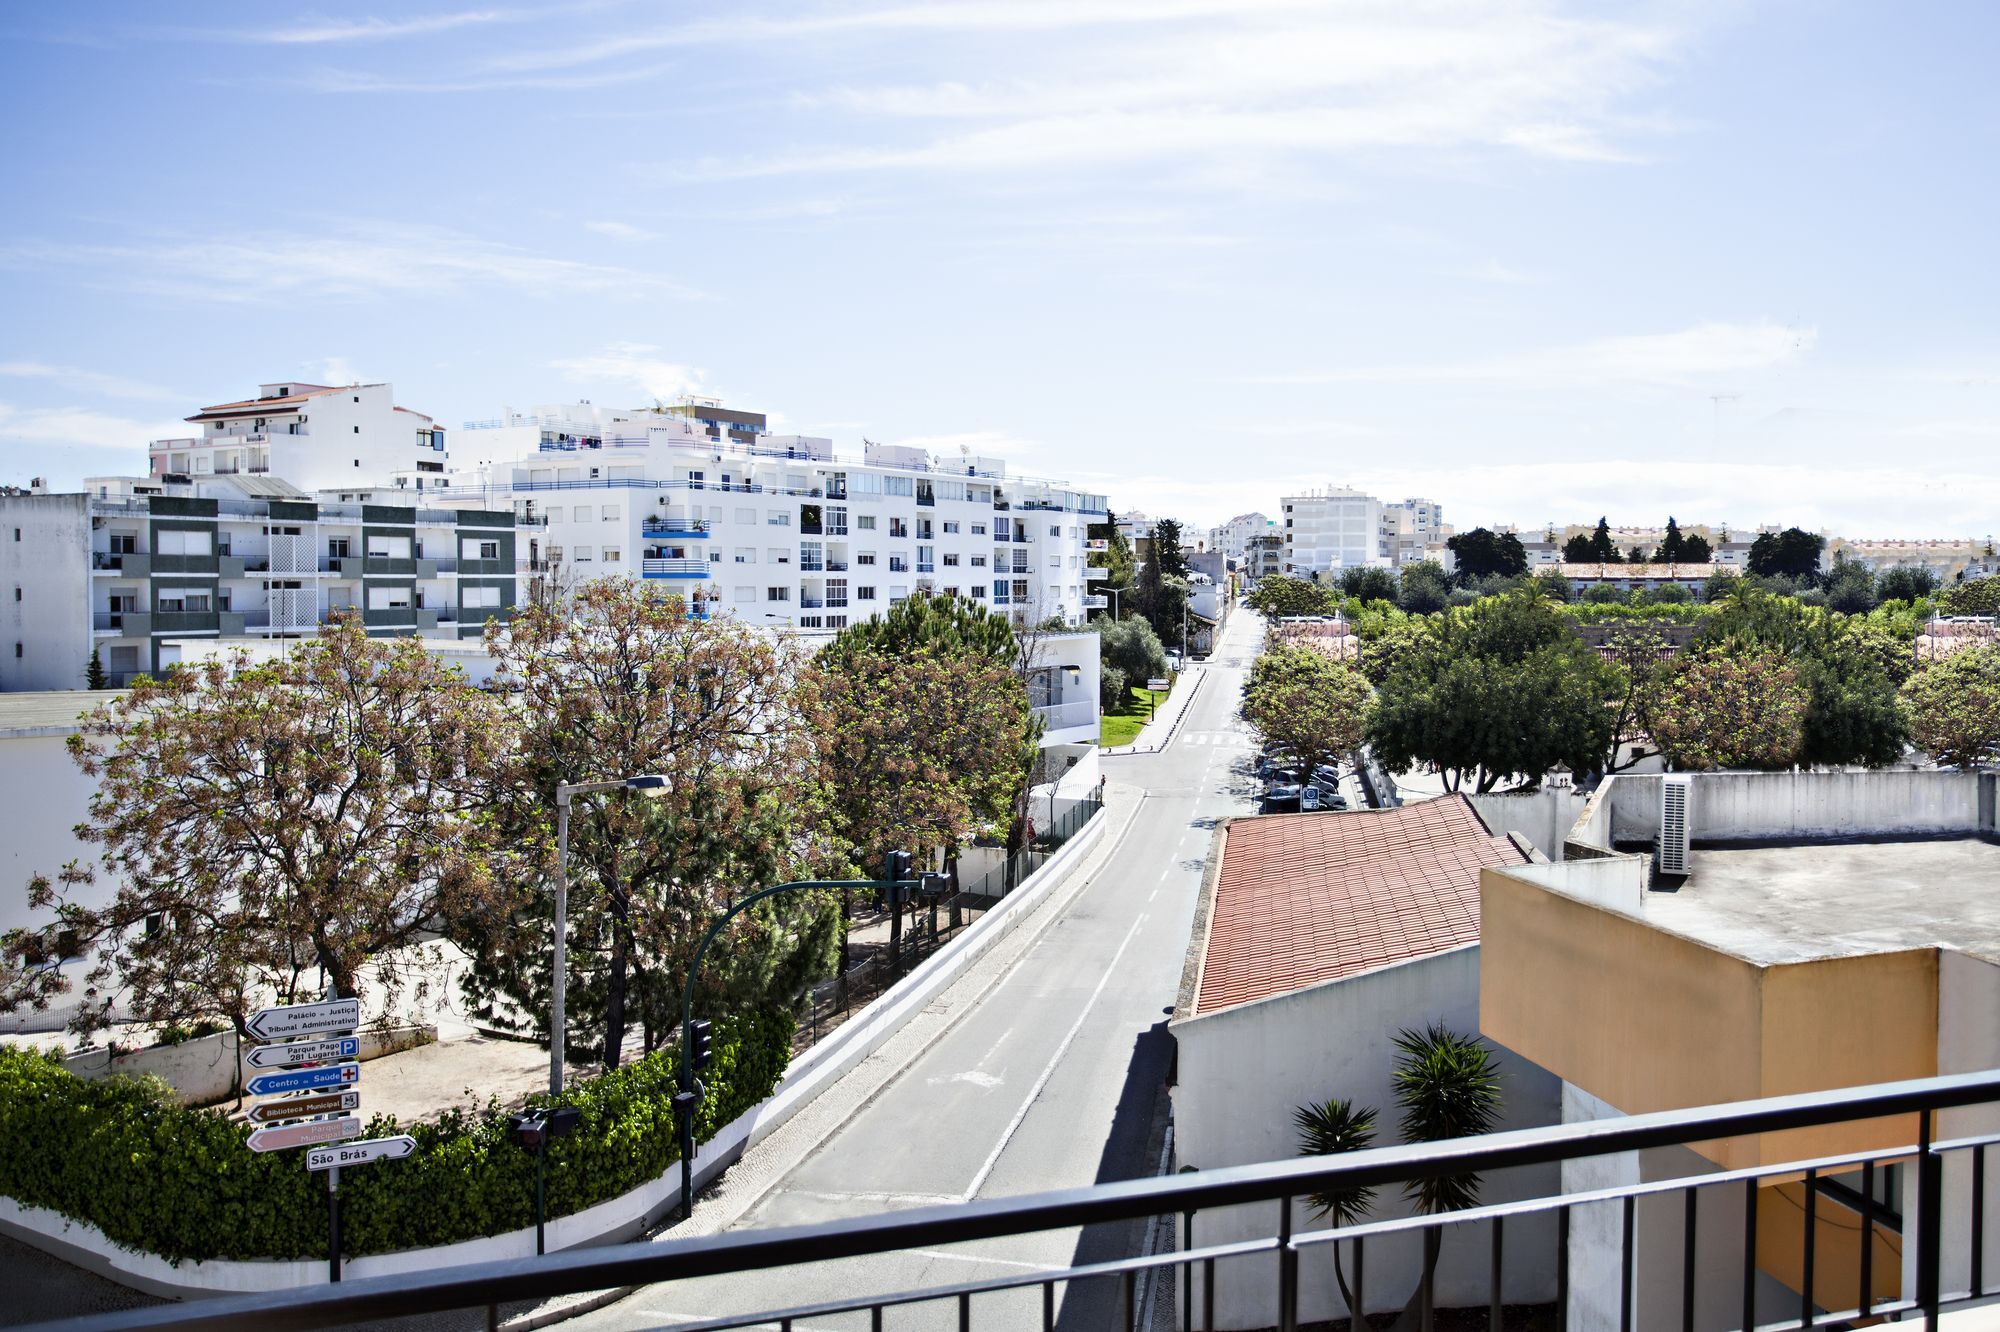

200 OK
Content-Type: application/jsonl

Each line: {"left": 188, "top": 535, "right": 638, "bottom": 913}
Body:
{"left": 245, "top": 1090, "right": 361, "bottom": 1124}
{"left": 244, "top": 1061, "right": 361, "bottom": 1098}
{"left": 243, "top": 1035, "right": 360, "bottom": 1070}
{"left": 244, "top": 997, "right": 361, "bottom": 1044}
{"left": 306, "top": 1135, "right": 418, "bottom": 1172}
{"left": 247, "top": 1114, "right": 363, "bottom": 1154}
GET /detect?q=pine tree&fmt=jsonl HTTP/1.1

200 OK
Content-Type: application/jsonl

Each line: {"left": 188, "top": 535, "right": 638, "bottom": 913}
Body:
{"left": 1588, "top": 517, "right": 1618, "bottom": 562}
{"left": 1655, "top": 516, "right": 1686, "bottom": 563}
{"left": 84, "top": 649, "right": 107, "bottom": 690}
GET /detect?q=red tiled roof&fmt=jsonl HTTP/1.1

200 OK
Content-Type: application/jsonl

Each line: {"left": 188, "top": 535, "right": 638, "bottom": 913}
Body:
{"left": 1193, "top": 795, "right": 1527, "bottom": 1015}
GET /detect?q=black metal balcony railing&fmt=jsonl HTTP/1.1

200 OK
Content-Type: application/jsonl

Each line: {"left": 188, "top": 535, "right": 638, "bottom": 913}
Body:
{"left": 58, "top": 1068, "right": 2000, "bottom": 1332}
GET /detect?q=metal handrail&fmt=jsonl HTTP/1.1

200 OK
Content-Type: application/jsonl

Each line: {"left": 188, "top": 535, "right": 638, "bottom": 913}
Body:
{"left": 42, "top": 1067, "right": 2000, "bottom": 1331}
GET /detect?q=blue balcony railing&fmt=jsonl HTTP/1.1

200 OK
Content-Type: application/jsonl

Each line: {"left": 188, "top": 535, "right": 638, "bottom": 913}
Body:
{"left": 641, "top": 558, "right": 707, "bottom": 579}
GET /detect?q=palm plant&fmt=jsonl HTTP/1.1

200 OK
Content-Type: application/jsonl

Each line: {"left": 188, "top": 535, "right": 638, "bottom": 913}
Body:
{"left": 1294, "top": 1097, "right": 1378, "bottom": 1318}
{"left": 1392, "top": 1023, "right": 1503, "bottom": 1323}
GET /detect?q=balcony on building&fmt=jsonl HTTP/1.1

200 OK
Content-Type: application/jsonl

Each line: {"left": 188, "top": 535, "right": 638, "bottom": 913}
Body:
{"left": 641, "top": 557, "right": 707, "bottom": 579}
{"left": 1084, "top": 565, "right": 1109, "bottom": 580}
{"left": 1082, "top": 594, "right": 1109, "bottom": 610}
{"left": 641, "top": 515, "right": 710, "bottom": 539}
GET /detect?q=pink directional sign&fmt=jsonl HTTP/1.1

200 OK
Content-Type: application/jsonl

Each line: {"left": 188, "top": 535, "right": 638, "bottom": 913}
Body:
{"left": 246, "top": 1114, "right": 362, "bottom": 1153}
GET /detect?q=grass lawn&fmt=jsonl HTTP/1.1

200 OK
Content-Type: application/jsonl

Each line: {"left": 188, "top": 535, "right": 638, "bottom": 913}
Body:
{"left": 1098, "top": 683, "right": 1170, "bottom": 746}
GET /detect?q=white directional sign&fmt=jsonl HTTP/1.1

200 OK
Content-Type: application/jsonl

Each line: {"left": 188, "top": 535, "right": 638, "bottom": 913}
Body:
{"left": 245, "top": 997, "right": 360, "bottom": 1044}
{"left": 306, "top": 1135, "right": 417, "bottom": 1172}
{"left": 244, "top": 1036, "right": 360, "bottom": 1070}
{"left": 245, "top": 1061, "right": 360, "bottom": 1098}
{"left": 245, "top": 1091, "right": 360, "bottom": 1124}
{"left": 247, "top": 1114, "right": 362, "bottom": 1153}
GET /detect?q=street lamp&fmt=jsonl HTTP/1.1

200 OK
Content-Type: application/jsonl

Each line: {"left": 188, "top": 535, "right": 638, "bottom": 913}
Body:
{"left": 672, "top": 853, "right": 939, "bottom": 1222}
{"left": 551, "top": 774, "right": 672, "bottom": 1096}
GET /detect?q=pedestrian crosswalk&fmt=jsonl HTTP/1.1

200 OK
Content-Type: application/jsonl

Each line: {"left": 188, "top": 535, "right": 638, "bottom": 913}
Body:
{"left": 1177, "top": 731, "right": 1256, "bottom": 747}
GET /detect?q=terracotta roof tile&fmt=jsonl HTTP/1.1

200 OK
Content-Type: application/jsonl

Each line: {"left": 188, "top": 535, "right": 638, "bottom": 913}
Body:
{"left": 1193, "top": 795, "right": 1527, "bottom": 1016}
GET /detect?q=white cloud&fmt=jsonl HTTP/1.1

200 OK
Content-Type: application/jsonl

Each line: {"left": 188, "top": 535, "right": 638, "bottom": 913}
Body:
{"left": 0, "top": 222, "right": 701, "bottom": 304}
{"left": 0, "top": 402, "right": 180, "bottom": 477}
{"left": 583, "top": 220, "right": 656, "bottom": 240}
{"left": 1254, "top": 321, "right": 1816, "bottom": 387}
{"left": 551, "top": 344, "right": 708, "bottom": 401}
{"left": 0, "top": 361, "right": 183, "bottom": 401}
{"left": 250, "top": 11, "right": 509, "bottom": 45}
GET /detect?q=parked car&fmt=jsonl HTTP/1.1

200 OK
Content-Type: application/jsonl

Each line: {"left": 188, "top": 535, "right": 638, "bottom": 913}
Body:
{"left": 1262, "top": 783, "right": 1303, "bottom": 813}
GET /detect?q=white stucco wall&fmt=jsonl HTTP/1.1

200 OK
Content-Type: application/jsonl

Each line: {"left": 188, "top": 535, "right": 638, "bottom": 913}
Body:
{"left": 0, "top": 494, "right": 91, "bottom": 692}
{"left": 1470, "top": 787, "right": 1585, "bottom": 861}
{"left": 1172, "top": 945, "right": 1561, "bottom": 1328}
{"left": 0, "top": 730, "right": 115, "bottom": 936}
{"left": 1602, "top": 771, "right": 1985, "bottom": 847}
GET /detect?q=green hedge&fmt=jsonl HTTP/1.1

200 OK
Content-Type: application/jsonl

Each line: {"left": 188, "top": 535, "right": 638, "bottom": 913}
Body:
{"left": 0, "top": 1005, "right": 792, "bottom": 1263}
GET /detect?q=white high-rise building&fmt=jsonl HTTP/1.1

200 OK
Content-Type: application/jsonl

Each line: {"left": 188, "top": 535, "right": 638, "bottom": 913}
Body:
{"left": 1279, "top": 487, "right": 1391, "bottom": 575}
{"left": 1385, "top": 498, "right": 1449, "bottom": 567}
{"left": 432, "top": 399, "right": 1109, "bottom": 632}
{"left": 148, "top": 381, "right": 448, "bottom": 496}
{"left": 1208, "top": 512, "right": 1274, "bottom": 567}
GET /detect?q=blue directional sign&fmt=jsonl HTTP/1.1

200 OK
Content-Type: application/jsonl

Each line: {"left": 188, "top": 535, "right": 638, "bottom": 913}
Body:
{"left": 245, "top": 1061, "right": 360, "bottom": 1098}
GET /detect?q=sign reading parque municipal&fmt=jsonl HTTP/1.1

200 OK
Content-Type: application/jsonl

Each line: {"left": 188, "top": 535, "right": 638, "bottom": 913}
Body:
{"left": 306, "top": 1135, "right": 417, "bottom": 1172}
{"left": 245, "top": 997, "right": 361, "bottom": 1044}
{"left": 244, "top": 1035, "right": 360, "bottom": 1070}
{"left": 246, "top": 1115, "right": 362, "bottom": 1154}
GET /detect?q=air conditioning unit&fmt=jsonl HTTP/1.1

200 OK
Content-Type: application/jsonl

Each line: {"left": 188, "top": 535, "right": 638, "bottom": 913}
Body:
{"left": 1659, "top": 775, "right": 1692, "bottom": 876}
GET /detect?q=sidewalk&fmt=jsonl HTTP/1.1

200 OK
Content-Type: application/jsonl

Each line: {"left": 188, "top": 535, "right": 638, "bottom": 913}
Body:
{"left": 1100, "top": 665, "right": 1207, "bottom": 756}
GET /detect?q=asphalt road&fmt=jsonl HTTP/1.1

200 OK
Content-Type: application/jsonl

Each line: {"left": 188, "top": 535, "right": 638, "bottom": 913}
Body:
{"left": 572, "top": 609, "right": 1268, "bottom": 1331}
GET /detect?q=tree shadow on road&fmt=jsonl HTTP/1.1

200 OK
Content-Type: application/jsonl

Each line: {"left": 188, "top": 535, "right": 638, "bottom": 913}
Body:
{"left": 1053, "top": 1019, "right": 1176, "bottom": 1330}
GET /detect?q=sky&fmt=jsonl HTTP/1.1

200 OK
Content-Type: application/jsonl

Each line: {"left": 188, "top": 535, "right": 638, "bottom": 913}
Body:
{"left": 3, "top": 1, "right": 2000, "bottom": 537}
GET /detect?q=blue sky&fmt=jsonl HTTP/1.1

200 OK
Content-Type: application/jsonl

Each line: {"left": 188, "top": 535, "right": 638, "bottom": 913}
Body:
{"left": 4, "top": 1, "right": 1999, "bottom": 536}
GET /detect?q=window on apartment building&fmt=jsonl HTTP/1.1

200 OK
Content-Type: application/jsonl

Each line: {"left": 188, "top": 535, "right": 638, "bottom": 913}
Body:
{"left": 1050, "top": 525, "right": 1060, "bottom": 537}
{"left": 735, "top": 547, "right": 755, "bottom": 563}
{"left": 573, "top": 546, "right": 593, "bottom": 562}
{"left": 856, "top": 586, "right": 876, "bottom": 600}
{"left": 156, "top": 529, "right": 213, "bottom": 556}
{"left": 366, "top": 587, "right": 411, "bottom": 611}
{"left": 827, "top": 507, "right": 848, "bottom": 535}
{"left": 602, "top": 547, "right": 622, "bottom": 564}
{"left": 463, "top": 586, "right": 501, "bottom": 609}
{"left": 1049, "top": 555, "right": 1061, "bottom": 570}
{"left": 768, "top": 548, "right": 789, "bottom": 564}
{"left": 970, "top": 585, "right": 987, "bottom": 599}
{"left": 972, "top": 523, "right": 986, "bottom": 535}
{"left": 156, "top": 588, "right": 212, "bottom": 613}
{"left": 1013, "top": 579, "right": 1029, "bottom": 601}
{"left": 889, "top": 518, "right": 908, "bottom": 538}
{"left": 735, "top": 507, "right": 756, "bottom": 524}
{"left": 573, "top": 505, "right": 592, "bottom": 522}
{"left": 857, "top": 514, "right": 877, "bottom": 530}
{"left": 972, "top": 555, "right": 987, "bottom": 568}
{"left": 602, "top": 504, "right": 621, "bottom": 520}
{"left": 943, "top": 553, "right": 960, "bottom": 567}
{"left": 944, "top": 521, "right": 960, "bottom": 534}
{"left": 857, "top": 552, "right": 877, "bottom": 566}
{"left": 889, "top": 555, "right": 909, "bottom": 572}
{"left": 767, "top": 587, "right": 790, "bottom": 601}
{"left": 916, "top": 519, "right": 934, "bottom": 541}
{"left": 367, "top": 534, "right": 411, "bottom": 559}
{"left": 827, "top": 579, "right": 848, "bottom": 607}
{"left": 735, "top": 586, "right": 756, "bottom": 602}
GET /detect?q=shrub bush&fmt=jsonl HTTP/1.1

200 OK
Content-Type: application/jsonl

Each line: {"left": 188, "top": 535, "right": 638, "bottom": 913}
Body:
{"left": 0, "top": 1004, "right": 792, "bottom": 1264}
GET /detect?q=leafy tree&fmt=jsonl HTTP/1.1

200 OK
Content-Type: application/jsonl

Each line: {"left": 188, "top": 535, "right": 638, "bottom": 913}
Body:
{"left": 1092, "top": 614, "right": 1169, "bottom": 685}
{"left": 1680, "top": 534, "right": 1713, "bottom": 564}
{"left": 1339, "top": 566, "right": 1400, "bottom": 604}
{"left": 1943, "top": 578, "right": 2000, "bottom": 617}
{"left": 1877, "top": 566, "right": 1939, "bottom": 603}
{"left": 1152, "top": 518, "right": 1190, "bottom": 581}
{"left": 1533, "top": 571, "right": 1573, "bottom": 603}
{"left": 1823, "top": 556, "right": 1880, "bottom": 614}
{"left": 1445, "top": 528, "right": 1527, "bottom": 582}
{"left": 1598, "top": 627, "right": 1670, "bottom": 776}
{"left": 1644, "top": 648, "right": 1809, "bottom": 770}
{"left": 1588, "top": 517, "right": 1618, "bottom": 562}
{"left": 1396, "top": 560, "right": 1450, "bottom": 615}
{"left": 1246, "top": 574, "right": 1332, "bottom": 618}
{"left": 1648, "top": 583, "right": 1692, "bottom": 605}
{"left": 83, "top": 649, "right": 107, "bottom": 690}
{"left": 1562, "top": 533, "right": 1594, "bottom": 562}
{"left": 1582, "top": 584, "right": 1627, "bottom": 604}
{"left": 1098, "top": 665, "right": 1128, "bottom": 712}
{"left": 1366, "top": 592, "right": 1622, "bottom": 791}
{"left": 1091, "top": 513, "right": 1138, "bottom": 603}
{"left": 5, "top": 619, "right": 524, "bottom": 1045}
{"left": 1241, "top": 644, "right": 1372, "bottom": 780}
{"left": 1700, "top": 569, "right": 1738, "bottom": 603}
{"left": 1294, "top": 1098, "right": 1378, "bottom": 1315}
{"left": 1903, "top": 645, "right": 2000, "bottom": 768}
{"left": 1653, "top": 517, "right": 1687, "bottom": 563}
{"left": 1747, "top": 527, "right": 1826, "bottom": 583}
{"left": 465, "top": 580, "right": 838, "bottom": 1068}
{"left": 1697, "top": 589, "right": 1909, "bottom": 767}
{"left": 831, "top": 587, "right": 1019, "bottom": 665}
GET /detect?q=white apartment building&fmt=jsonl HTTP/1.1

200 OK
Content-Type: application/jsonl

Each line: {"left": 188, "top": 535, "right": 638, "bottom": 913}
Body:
{"left": 432, "top": 400, "right": 1109, "bottom": 633}
{"left": 1, "top": 473, "right": 526, "bottom": 691}
{"left": 148, "top": 381, "right": 449, "bottom": 495}
{"left": 1384, "top": 497, "right": 1449, "bottom": 566}
{"left": 1207, "top": 512, "right": 1274, "bottom": 567}
{"left": 1279, "top": 487, "right": 1391, "bottom": 574}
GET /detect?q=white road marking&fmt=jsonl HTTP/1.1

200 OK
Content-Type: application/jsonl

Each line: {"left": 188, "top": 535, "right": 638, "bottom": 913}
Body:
{"left": 907, "top": 1248, "right": 1066, "bottom": 1273}
{"left": 778, "top": 1186, "right": 964, "bottom": 1207}
{"left": 960, "top": 912, "right": 1149, "bottom": 1202}
{"left": 928, "top": 1069, "right": 1003, "bottom": 1089}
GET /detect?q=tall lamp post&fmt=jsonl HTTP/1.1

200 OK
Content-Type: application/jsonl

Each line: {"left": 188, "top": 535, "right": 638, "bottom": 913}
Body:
{"left": 551, "top": 774, "right": 672, "bottom": 1096}
{"left": 672, "top": 853, "right": 938, "bottom": 1221}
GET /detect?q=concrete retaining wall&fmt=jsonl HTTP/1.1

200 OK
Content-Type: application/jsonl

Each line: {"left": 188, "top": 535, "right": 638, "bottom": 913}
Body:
{"left": 61, "top": 1025, "right": 432, "bottom": 1107}
{"left": 0, "top": 806, "right": 1115, "bottom": 1300}
{"left": 1470, "top": 787, "right": 1586, "bottom": 861}
{"left": 1602, "top": 770, "right": 1985, "bottom": 846}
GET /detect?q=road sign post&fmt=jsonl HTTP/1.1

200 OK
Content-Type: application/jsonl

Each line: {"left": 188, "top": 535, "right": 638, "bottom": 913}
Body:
{"left": 245, "top": 997, "right": 361, "bottom": 1044}
{"left": 245, "top": 1062, "right": 360, "bottom": 1099}
{"left": 246, "top": 1091, "right": 359, "bottom": 1124}
{"left": 244, "top": 1036, "right": 359, "bottom": 1070}
{"left": 247, "top": 1115, "right": 362, "bottom": 1153}
{"left": 306, "top": 1135, "right": 416, "bottom": 1172}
